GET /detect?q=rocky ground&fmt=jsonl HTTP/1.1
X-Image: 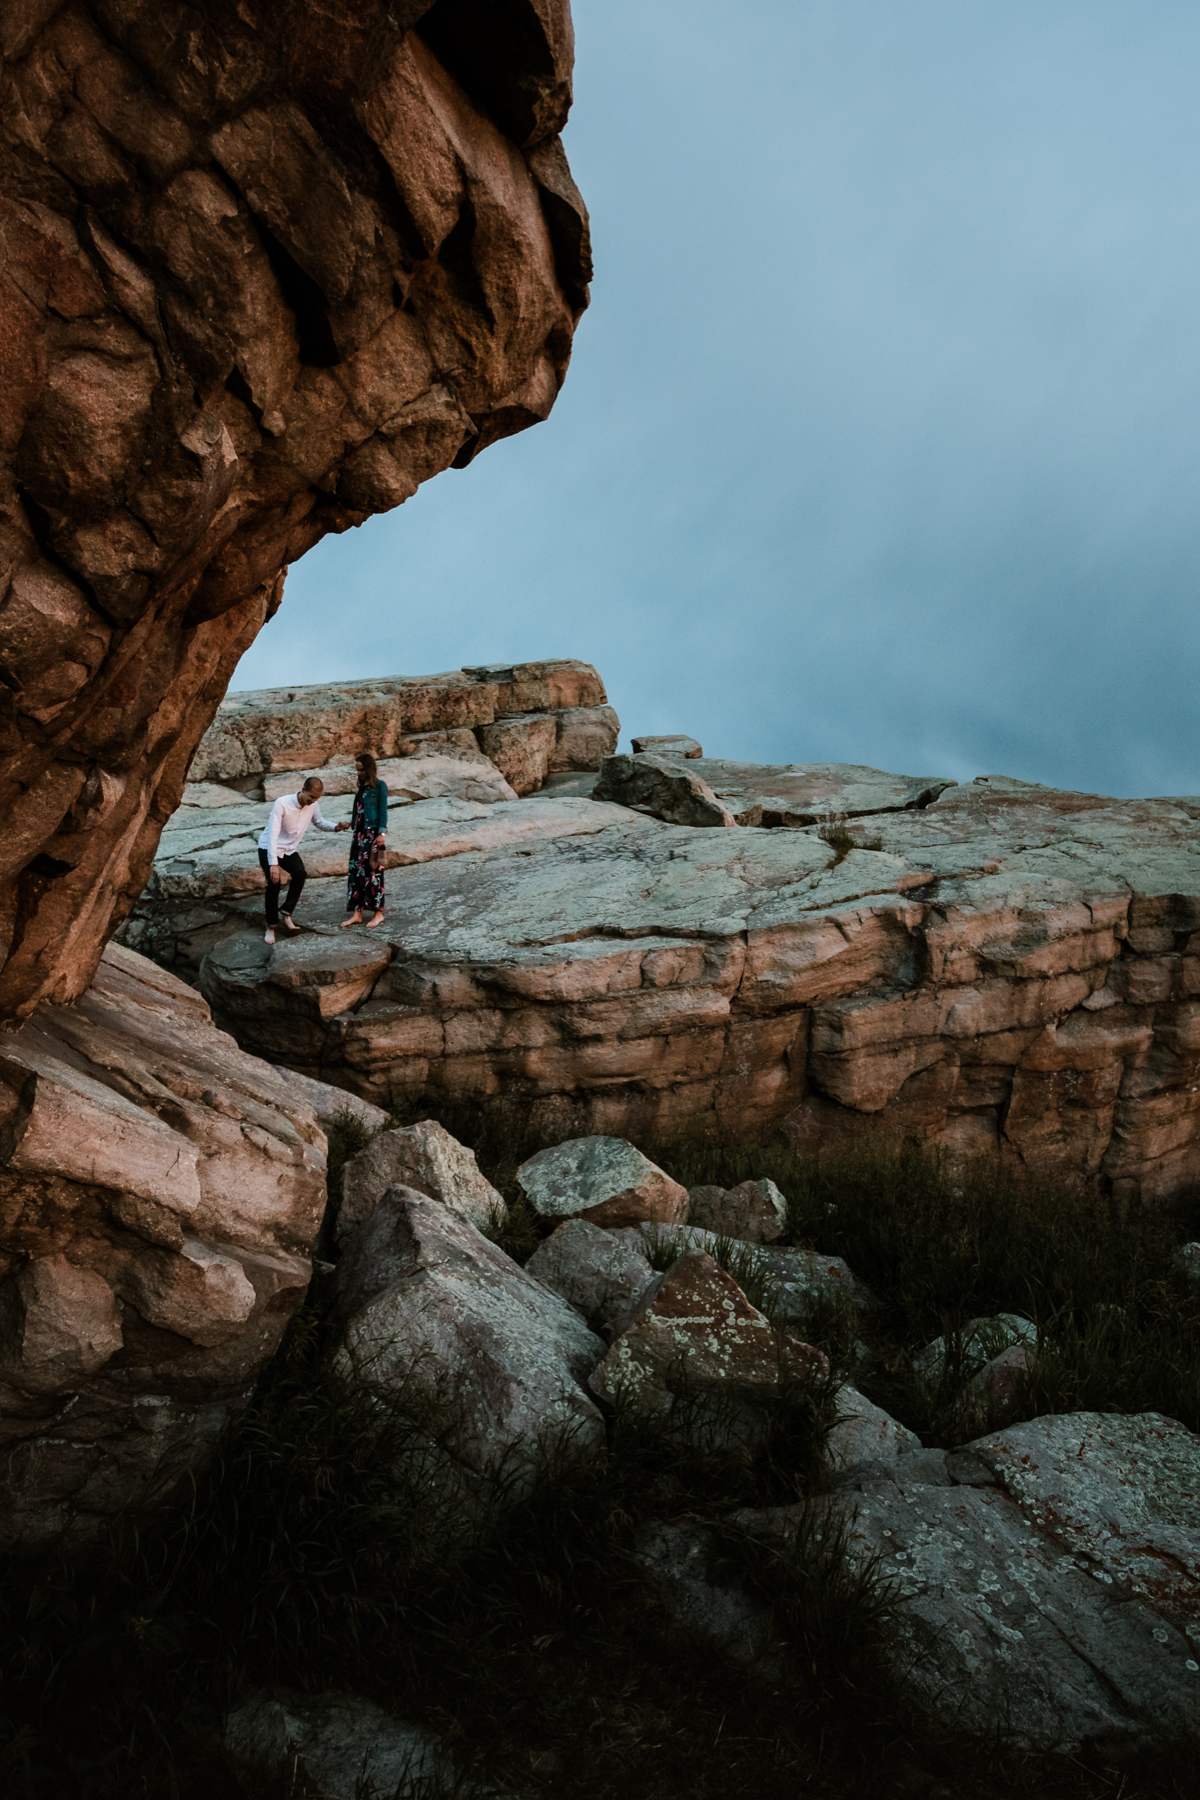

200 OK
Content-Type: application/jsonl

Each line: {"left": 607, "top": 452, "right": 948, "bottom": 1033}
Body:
{"left": 125, "top": 672, "right": 1200, "bottom": 1205}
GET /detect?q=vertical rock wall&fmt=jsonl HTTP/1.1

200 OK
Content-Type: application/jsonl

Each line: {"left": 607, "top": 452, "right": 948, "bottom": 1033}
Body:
{"left": 0, "top": 0, "right": 590, "bottom": 1019}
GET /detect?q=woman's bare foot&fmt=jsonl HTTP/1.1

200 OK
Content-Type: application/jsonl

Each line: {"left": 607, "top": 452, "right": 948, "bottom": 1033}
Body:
{"left": 366, "top": 912, "right": 385, "bottom": 929}
{"left": 340, "top": 911, "right": 362, "bottom": 929}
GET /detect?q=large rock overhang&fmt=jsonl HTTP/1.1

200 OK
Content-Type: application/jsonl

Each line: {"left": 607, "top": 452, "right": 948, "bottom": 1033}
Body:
{"left": 0, "top": 0, "right": 590, "bottom": 1018}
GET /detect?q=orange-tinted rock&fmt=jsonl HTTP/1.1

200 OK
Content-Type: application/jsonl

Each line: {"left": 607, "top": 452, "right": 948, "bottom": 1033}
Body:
{"left": 0, "top": 2, "right": 589, "bottom": 1019}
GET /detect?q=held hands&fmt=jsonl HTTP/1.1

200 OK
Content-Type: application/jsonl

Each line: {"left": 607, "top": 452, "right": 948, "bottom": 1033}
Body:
{"left": 335, "top": 821, "right": 349, "bottom": 832}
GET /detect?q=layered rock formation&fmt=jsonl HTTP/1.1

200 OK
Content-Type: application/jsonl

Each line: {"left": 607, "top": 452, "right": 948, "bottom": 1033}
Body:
{"left": 134, "top": 759, "right": 1200, "bottom": 1201}
{"left": 191, "top": 660, "right": 618, "bottom": 796}
{"left": 0, "top": 942, "right": 327, "bottom": 1549}
{"left": 0, "top": 0, "right": 589, "bottom": 1018}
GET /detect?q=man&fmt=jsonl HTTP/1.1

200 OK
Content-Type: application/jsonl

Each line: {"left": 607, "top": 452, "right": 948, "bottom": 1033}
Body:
{"left": 257, "top": 777, "right": 347, "bottom": 945}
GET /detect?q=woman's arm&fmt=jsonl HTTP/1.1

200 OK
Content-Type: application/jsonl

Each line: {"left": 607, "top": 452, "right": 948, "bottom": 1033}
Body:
{"left": 376, "top": 780, "right": 388, "bottom": 835}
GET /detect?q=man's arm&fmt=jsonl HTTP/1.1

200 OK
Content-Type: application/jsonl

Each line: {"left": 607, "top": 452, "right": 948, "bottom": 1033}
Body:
{"left": 312, "top": 805, "right": 341, "bottom": 833}
{"left": 264, "top": 796, "right": 285, "bottom": 865}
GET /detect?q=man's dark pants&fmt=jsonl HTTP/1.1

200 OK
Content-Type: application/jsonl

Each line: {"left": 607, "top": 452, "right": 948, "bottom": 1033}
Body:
{"left": 258, "top": 849, "right": 306, "bottom": 926}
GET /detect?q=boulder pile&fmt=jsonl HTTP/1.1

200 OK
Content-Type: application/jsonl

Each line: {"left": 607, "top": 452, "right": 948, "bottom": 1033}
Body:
{"left": 247, "top": 1114, "right": 1198, "bottom": 1778}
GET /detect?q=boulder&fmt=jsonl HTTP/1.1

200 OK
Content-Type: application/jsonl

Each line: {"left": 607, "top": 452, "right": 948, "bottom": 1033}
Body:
{"left": 630, "top": 1519, "right": 783, "bottom": 1673}
{"left": 914, "top": 1313, "right": 1038, "bottom": 1391}
{"left": 953, "top": 1341, "right": 1037, "bottom": 1436}
{"left": 0, "top": 944, "right": 325, "bottom": 1551}
{"left": 330, "top": 1190, "right": 605, "bottom": 1537}
{"left": 1172, "top": 1241, "right": 1200, "bottom": 1291}
{"left": 635, "top": 1225, "right": 875, "bottom": 1337}
{"left": 525, "top": 1218, "right": 654, "bottom": 1335}
{"left": 632, "top": 734, "right": 703, "bottom": 758}
{"left": 824, "top": 1386, "right": 921, "bottom": 1476}
{"left": 338, "top": 1120, "right": 505, "bottom": 1239}
{"left": 517, "top": 1137, "right": 689, "bottom": 1228}
{"left": 225, "top": 1694, "right": 462, "bottom": 1800}
{"left": 595, "top": 754, "right": 737, "bottom": 828}
{"left": 550, "top": 703, "right": 621, "bottom": 771}
{"left": 686, "top": 1177, "right": 788, "bottom": 1244}
{"left": 589, "top": 1251, "right": 829, "bottom": 1441}
{"left": 478, "top": 712, "right": 559, "bottom": 795}
{"left": 0, "top": 13, "right": 590, "bottom": 1019}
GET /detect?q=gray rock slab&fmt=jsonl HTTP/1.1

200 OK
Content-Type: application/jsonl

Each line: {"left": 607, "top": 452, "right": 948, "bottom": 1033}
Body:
{"left": 142, "top": 792, "right": 642, "bottom": 903}
{"left": 601, "top": 754, "right": 952, "bottom": 829}
{"left": 131, "top": 764, "right": 1200, "bottom": 1204}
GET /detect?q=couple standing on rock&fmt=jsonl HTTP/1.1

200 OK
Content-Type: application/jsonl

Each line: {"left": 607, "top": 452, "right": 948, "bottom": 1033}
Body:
{"left": 257, "top": 751, "right": 388, "bottom": 946}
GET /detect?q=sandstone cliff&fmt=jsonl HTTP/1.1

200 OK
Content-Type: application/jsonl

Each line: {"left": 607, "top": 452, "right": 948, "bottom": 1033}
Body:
{"left": 0, "top": 0, "right": 589, "bottom": 1019}
{"left": 131, "top": 738, "right": 1200, "bottom": 1205}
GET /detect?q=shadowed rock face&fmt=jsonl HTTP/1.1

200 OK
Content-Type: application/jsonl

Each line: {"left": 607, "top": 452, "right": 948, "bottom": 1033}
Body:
{"left": 0, "top": 0, "right": 589, "bottom": 1019}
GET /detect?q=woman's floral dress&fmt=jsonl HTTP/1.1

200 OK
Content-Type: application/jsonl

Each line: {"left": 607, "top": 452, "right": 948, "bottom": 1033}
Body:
{"left": 346, "top": 784, "right": 385, "bottom": 915}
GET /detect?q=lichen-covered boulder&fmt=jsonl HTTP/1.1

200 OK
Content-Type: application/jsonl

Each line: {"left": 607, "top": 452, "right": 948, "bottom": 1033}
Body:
{"left": 517, "top": 1137, "right": 689, "bottom": 1229}
{"left": 589, "top": 1251, "right": 829, "bottom": 1445}
{"left": 827, "top": 1410, "right": 1200, "bottom": 1749}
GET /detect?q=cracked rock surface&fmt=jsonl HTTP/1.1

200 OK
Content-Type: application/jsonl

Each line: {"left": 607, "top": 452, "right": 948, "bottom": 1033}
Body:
{"left": 0, "top": 2, "right": 589, "bottom": 1018}
{"left": 132, "top": 763, "right": 1200, "bottom": 1201}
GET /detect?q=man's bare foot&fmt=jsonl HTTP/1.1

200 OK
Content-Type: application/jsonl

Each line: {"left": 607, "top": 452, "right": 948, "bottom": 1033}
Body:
{"left": 366, "top": 912, "right": 385, "bottom": 929}
{"left": 279, "top": 914, "right": 300, "bottom": 933}
{"left": 340, "top": 911, "right": 362, "bottom": 929}
{"left": 264, "top": 928, "right": 276, "bottom": 946}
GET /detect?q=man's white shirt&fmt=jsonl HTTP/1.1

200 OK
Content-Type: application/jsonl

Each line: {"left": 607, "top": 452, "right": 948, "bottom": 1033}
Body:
{"left": 258, "top": 793, "right": 338, "bottom": 863}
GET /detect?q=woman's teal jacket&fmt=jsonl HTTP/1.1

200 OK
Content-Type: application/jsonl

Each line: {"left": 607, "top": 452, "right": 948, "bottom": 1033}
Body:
{"left": 359, "top": 779, "right": 388, "bottom": 833}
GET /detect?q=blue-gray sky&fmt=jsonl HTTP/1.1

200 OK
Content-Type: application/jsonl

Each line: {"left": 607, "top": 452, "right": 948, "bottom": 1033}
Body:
{"left": 232, "top": 0, "right": 1200, "bottom": 797}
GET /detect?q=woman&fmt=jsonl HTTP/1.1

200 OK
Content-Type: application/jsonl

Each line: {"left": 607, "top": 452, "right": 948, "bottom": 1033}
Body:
{"left": 340, "top": 751, "right": 388, "bottom": 929}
